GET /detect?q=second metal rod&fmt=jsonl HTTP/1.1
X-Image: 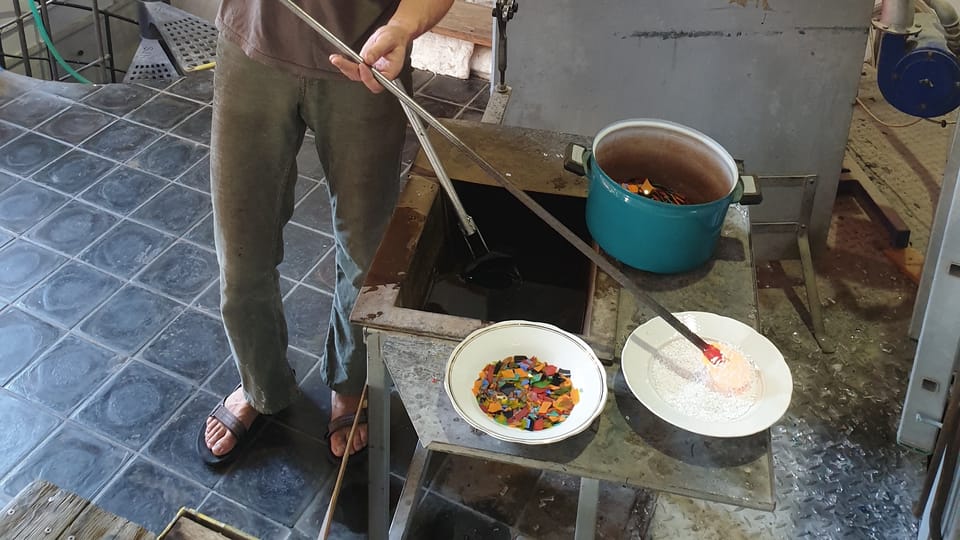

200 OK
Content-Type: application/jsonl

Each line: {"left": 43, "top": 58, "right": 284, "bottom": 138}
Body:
{"left": 401, "top": 101, "right": 479, "bottom": 237}
{"left": 10, "top": 1, "right": 33, "bottom": 77}
{"left": 91, "top": 0, "right": 109, "bottom": 82}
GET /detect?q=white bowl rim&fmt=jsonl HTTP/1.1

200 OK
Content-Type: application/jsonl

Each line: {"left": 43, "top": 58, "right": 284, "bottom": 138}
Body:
{"left": 620, "top": 311, "right": 793, "bottom": 438}
{"left": 592, "top": 118, "right": 739, "bottom": 192}
{"left": 444, "top": 320, "right": 609, "bottom": 445}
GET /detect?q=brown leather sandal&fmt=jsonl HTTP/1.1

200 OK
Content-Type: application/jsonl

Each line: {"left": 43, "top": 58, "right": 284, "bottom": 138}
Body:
{"left": 197, "top": 386, "right": 261, "bottom": 467}
{"left": 323, "top": 410, "right": 368, "bottom": 465}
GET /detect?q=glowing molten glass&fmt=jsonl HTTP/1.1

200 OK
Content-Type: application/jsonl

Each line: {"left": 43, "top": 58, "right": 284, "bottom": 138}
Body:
{"left": 703, "top": 342, "right": 754, "bottom": 395}
{"left": 702, "top": 344, "right": 724, "bottom": 365}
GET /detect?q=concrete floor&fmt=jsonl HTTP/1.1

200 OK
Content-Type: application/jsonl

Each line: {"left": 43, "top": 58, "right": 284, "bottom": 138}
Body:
{"left": 0, "top": 61, "right": 950, "bottom": 538}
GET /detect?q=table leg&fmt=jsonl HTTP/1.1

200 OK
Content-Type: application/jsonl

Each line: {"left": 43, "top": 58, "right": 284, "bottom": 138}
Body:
{"left": 574, "top": 477, "right": 599, "bottom": 540}
{"left": 798, "top": 226, "right": 835, "bottom": 353}
{"left": 367, "top": 330, "right": 391, "bottom": 540}
{"left": 389, "top": 443, "right": 433, "bottom": 540}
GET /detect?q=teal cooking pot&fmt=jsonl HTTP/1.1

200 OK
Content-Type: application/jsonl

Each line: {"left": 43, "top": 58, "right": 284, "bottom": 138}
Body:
{"left": 564, "top": 119, "right": 761, "bottom": 274}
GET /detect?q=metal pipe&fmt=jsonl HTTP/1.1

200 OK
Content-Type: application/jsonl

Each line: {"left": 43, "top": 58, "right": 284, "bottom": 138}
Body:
{"left": 10, "top": 0, "right": 33, "bottom": 77}
{"left": 878, "top": 0, "right": 918, "bottom": 34}
{"left": 103, "top": 11, "right": 116, "bottom": 82}
{"left": 90, "top": 0, "right": 109, "bottom": 82}
{"left": 0, "top": 0, "right": 56, "bottom": 32}
{"left": 926, "top": 0, "right": 959, "bottom": 26}
{"left": 49, "top": 2, "right": 138, "bottom": 26}
{"left": 37, "top": 0, "right": 60, "bottom": 80}
{"left": 926, "top": 0, "right": 960, "bottom": 53}
{"left": 57, "top": 55, "right": 110, "bottom": 81}
{"left": 402, "top": 102, "right": 478, "bottom": 236}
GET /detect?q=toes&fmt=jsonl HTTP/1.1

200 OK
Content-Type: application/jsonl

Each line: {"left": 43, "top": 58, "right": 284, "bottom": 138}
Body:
{"left": 331, "top": 430, "right": 348, "bottom": 458}
{"left": 353, "top": 427, "right": 368, "bottom": 454}
{"left": 204, "top": 423, "right": 215, "bottom": 444}
{"left": 212, "top": 434, "right": 236, "bottom": 456}
{"left": 205, "top": 423, "right": 228, "bottom": 449}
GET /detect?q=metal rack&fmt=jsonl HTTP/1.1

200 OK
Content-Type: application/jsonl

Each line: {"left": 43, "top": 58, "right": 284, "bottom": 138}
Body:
{"left": 1, "top": 0, "right": 136, "bottom": 83}
{"left": 129, "top": 0, "right": 215, "bottom": 81}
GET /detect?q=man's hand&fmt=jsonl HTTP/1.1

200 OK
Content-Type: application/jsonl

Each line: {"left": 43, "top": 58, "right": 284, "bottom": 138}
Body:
{"left": 329, "top": 22, "right": 413, "bottom": 93}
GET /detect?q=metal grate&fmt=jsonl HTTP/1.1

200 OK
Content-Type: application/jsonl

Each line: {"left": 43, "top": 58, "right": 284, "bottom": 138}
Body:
{"left": 123, "top": 38, "right": 177, "bottom": 83}
{"left": 140, "top": 1, "right": 217, "bottom": 72}
{"left": 159, "top": 18, "right": 217, "bottom": 70}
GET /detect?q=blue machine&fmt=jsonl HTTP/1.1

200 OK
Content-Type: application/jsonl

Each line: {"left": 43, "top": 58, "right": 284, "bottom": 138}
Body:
{"left": 877, "top": 13, "right": 960, "bottom": 118}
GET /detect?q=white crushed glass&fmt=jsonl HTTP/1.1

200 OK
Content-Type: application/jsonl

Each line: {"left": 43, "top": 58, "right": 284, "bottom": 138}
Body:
{"left": 648, "top": 338, "right": 763, "bottom": 422}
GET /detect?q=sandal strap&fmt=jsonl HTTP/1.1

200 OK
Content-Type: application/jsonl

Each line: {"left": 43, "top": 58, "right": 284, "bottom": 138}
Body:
{"left": 210, "top": 402, "right": 247, "bottom": 439}
{"left": 325, "top": 410, "right": 368, "bottom": 441}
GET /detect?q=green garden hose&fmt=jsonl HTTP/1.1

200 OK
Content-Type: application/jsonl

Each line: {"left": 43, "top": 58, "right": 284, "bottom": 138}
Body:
{"left": 28, "top": 0, "right": 91, "bottom": 84}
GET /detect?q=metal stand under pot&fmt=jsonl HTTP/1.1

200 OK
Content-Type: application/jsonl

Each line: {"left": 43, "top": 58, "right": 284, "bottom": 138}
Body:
{"left": 751, "top": 174, "right": 835, "bottom": 354}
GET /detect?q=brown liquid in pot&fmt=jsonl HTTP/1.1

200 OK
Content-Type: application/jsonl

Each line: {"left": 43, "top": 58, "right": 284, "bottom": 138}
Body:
{"left": 595, "top": 127, "right": 733, "bottom": 205}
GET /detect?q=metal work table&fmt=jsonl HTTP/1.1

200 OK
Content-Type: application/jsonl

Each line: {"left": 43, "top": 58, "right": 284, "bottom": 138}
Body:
{"left": 353, "top": 121, "right": 771, "bottom": 539}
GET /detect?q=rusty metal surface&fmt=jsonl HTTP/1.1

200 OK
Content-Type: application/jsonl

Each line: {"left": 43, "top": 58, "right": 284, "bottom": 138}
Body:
{"left": 648, "top": 368, "right": 924, "bottom": 539}
{"left": 353, "top": 135, "right": 621, "bottom": 358}
{"left": 411, "top": 119, "right": 592, "bottom": 197}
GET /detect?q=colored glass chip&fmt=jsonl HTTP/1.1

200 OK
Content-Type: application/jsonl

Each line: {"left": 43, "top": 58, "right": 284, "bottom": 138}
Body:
{"left": 472, "top": 355, "right": 579, "bottom": 431}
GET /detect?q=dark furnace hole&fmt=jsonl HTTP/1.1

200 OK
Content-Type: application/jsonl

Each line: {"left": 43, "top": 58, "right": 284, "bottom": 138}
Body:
{"left": 423, "top": 180, "right": 593, "bottom": 334}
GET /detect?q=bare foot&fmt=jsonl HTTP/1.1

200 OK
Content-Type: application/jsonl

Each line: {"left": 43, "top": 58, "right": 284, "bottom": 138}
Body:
{"left": 204, "top": 387, "right": 259, "bottom": 456}
{"left": 329, "top": 391, "right": 367, "bottom": 458}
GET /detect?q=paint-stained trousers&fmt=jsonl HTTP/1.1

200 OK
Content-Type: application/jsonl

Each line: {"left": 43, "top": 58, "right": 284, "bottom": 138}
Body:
{"left": 210, "top": 36, "right": 408, "bottom": 413}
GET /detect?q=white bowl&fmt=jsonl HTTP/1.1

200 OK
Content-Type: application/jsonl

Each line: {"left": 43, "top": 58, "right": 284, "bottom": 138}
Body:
{"left": 621, "top": 311, "right": 792, "bottom": 438}
{"left": 444, "top": 320, "right": 608, "bottom": 444}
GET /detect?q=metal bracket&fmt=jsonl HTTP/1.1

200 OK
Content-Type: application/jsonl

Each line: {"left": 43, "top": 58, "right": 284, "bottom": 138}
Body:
{"left": 481, "top": 85, "right": 511, "bottom": 125}
{"left": 797, "top": 223, "right": 836, "bottom": 353}
{"left": 752, "top": 174, "right": 835, "bottom": 353}
{"left": 574, "top": 478, "right": 600, "bottom": 540}
{"left": 389, "top": 443, "right": 434, "bottom": 540}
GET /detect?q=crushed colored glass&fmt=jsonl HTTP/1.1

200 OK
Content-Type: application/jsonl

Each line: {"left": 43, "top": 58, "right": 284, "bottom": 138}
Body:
{"left": 619, "top": 178, "right": 688, "bottom": 205}
{"left": 472, "top": 355, "right": 579, "bottom": 430}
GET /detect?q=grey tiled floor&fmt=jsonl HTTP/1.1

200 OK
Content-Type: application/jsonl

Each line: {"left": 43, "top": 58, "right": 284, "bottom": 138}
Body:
{"left": 0, "top": 70, "right": 650, "bottom": 538}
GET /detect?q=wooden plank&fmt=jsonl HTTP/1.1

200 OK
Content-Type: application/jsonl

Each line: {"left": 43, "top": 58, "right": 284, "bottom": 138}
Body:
{"left": 0, "top": 480, "right": 88, "bottom": 539}
{"left": 884, "top": 246, "right": 924, "bottom": 285}
{"left": 157, "top": 509, "right": 257, "bottom": 540}
{"left": 1, "top": 480, "right": 152, "bottom": 540}
{"left": 161, "top": 517, "right": 229, "bottom": 540}
{"left": 839, "top": 157, "right": 912, "bottom": 248}
{"left": 432, "top": 1, "right": 492, "bottom": 47}
{"left": 65, "top": 502, "right": 153, "bottom": 539}
{"left": 411, "top": 118, "right": 592, "bottom": 198}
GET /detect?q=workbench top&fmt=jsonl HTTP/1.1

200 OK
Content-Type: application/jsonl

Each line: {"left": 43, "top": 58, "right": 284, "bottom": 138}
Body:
{"left": 369, "top": 120, "right": 772, "bottom": 510}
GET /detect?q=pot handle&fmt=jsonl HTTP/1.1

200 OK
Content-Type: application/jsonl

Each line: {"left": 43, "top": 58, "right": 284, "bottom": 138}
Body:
{"left": 563, "top": 143, "right": 591, "bottom": 177}
{"left": 732, "top": 175, "right": 763, "bottom": 205}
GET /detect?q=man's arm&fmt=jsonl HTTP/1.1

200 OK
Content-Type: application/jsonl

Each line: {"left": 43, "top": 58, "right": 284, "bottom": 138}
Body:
{"left": 388, "top": 0, "right": 455, "bottom": 43}
{"left": 330, "top": 0, "right": 455, "bottom": 93}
